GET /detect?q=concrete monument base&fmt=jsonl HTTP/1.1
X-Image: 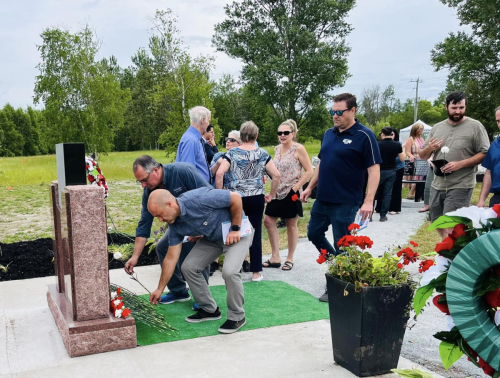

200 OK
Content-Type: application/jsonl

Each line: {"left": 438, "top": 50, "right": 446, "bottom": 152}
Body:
{"left": 47, "top": 285, "right": 136, "bottom": 357}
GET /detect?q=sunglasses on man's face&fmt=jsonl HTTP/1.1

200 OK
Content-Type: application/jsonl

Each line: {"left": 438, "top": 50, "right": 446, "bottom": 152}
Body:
{"left": 225, "top": 137, "right": 238, "bottom": 143}
{"left": 330, "top": 109, "right": 351, "bottom": 117}
{"left": 277, "top": 131, "right": 292, "bottom": 136}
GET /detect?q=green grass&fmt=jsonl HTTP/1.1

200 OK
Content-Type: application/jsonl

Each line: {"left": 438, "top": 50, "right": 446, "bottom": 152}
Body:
{"left": 0, "top": 143, "right": 321, "bottom": 248}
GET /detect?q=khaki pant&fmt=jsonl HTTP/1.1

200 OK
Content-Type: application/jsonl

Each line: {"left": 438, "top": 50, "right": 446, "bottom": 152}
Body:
{"left": 429, "top": 187, "right": 473, "bottom": 222}
{"left": 181, "top": 231, "right": 254, "bottom": 321}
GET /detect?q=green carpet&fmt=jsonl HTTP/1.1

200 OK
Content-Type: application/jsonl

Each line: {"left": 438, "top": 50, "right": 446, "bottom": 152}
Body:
{"left": 136, "top": 280, "right": 328, "bottom": 346}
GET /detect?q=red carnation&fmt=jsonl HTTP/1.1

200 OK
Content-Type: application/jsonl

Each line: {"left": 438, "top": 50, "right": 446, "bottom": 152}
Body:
{"left": 432, "top": 294, "right": 450, "bottom": 314}
{"left": 320, "top": 248, "right": 327, "bottom": 256}
{"left": 419, "top": 260, "right": 434, "bottom": 273}
{"left": 317, "top": 255, "right": 326, "bottom": 264}
{"left": 484, "top": 288, "right": 500, "bottom": 309}
{"left": 397, "top": 263, "right": 403, "bottom": 269}
{"left": 122, "top": 309, "right": 131, "bottom": 318}
{"left": 291, "top": 194, "right": 299, "bottom": 202}
{"left": 117, "top": 288, "right": 121, "bottom": 295}
{"left": 410, "top": 241, "right": 418, "bottom": 247}
{"left": 451, "top": 223, "right": 467, "bottom": 239}
{"left": 88, "top": 175, "right": 95, "bottom": 183}
{"left": 493, "top": 204, "right": 500, "bottom": 218}
{"left": 348, "top": 223, "right": 360, "bottom": 231}
{"left": 478, "top": 356, "right": 496, "bottom": 377}
{"left": 435, "top": 236, "right": 455, "bottom": 253}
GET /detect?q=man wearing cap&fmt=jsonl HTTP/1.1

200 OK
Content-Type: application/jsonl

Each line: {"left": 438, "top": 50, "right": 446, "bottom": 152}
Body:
{"left": 148, "top": 187, "right": 253, "bottom": 334}
{"left": 376, "top": 127, "right": 405, "bottom": 222}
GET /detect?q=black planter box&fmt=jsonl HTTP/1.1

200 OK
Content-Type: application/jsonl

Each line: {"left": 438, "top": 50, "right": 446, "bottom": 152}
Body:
{"left": 326, "top": 274, "right": 412, "bottom": 377}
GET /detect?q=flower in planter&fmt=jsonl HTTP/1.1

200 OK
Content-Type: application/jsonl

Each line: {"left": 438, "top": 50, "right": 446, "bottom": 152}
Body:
{"left": 348, "top": 223, "right": 360, "bottom": 231}
{"left": 418, "top": 260, "right": 434, "bottom": 273}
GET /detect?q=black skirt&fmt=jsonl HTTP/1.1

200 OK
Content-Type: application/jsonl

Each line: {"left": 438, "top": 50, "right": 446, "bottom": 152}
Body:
{"left": 264, "top": 189, "right": 303, "bottom": 218}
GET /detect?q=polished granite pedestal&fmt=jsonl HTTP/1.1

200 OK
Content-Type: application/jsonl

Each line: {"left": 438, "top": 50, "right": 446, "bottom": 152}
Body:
{"left": 48, "top": 181, "right": 136, "bottom": 357}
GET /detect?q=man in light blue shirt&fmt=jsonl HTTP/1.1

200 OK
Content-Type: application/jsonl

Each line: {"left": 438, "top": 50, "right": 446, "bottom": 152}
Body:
{"left": 176, "top": 106, "right": 212, "bottom": 183}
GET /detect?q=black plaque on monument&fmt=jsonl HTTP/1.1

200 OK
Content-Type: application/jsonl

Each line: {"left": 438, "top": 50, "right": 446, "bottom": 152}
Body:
{"left": 56, "top": 143, "right": 87, "bottom": 207}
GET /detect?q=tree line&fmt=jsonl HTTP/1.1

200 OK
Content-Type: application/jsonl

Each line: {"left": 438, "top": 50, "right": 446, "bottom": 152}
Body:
{"left": 1, "top": 0, "right": 499, "bottom": 157}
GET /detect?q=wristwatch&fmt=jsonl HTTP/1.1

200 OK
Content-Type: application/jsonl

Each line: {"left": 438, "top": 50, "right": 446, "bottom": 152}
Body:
{"left": 231, "top": 225, "right": 241, "bottom": 232}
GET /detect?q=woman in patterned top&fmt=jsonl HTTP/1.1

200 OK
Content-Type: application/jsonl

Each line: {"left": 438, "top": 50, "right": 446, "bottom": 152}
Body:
{"left": 216, "top": 121, "right": 281, "bottom": 282}
{"left": 263, "top": 119, "right": 313, "bottom": 271}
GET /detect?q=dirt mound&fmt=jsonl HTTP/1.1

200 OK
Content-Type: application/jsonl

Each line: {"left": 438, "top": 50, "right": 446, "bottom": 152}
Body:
{"left": 0, "top": 234, "right": 158, "bottom": 282}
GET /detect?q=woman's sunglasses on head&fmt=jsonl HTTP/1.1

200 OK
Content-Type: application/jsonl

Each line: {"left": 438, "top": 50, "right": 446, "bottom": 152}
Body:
{"left": 277, "top": 131, "right": 292, "bottom": 136}
{"left": 329, "top": 109, "right": 351, "bottom": 117}
{"left": 225, "top": 137, "right": 238, "bottom": 143}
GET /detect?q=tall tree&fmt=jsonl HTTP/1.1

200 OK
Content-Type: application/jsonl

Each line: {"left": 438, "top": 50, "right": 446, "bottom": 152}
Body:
{"left": 431, "top": 0, "right": 500, "bottom": 138}
{"left": 213, "top": 0, "right": 354, "bottom": 128}
{"left": 34, "top": 25, "right": 130, "bottom": 154}
{"left": 0, "top": 105, "right": 24, "bottom": 157}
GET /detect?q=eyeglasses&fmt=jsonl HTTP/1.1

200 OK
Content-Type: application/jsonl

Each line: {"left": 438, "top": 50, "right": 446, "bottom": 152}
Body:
{"left": 136, "top": 172, "right": 150, "bottom": 184}
{"left": 277, "top": 131, "right": 291, "bottom": 136}
{"left": 225, "top": 137, "right": 238, "bottom": 143}
{"left": 330, "top": 109, "right": 351, "bottom": 117}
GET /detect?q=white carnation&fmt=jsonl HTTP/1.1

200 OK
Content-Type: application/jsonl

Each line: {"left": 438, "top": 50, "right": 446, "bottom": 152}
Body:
{"left": 111, "top": 291, "right": 117, "bottom": 300}
{"left": 113, "top": 252, "right": 122, "bottom": 260}
{"left": 495, "top": 310, "right": 500, "bottom": 327}
{"left": 441, "top": 146, "right": 450, "bottom": 154}
{"left": 446, "top": 206, "right": 497, "bottom": 228}
{"left": 115, "top": 309, "right": 122, "bottom": 318}
{"left": 113, "top": 299, "right": 121, "bottom": 306}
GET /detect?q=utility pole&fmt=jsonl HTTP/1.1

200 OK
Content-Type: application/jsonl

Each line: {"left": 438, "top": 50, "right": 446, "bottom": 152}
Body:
{"left": 411, "top": 78, "right": 422, "bottom": 123}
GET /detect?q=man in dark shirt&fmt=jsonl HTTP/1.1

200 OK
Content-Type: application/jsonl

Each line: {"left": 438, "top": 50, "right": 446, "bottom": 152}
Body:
{"left": 203, "top": 124, "right": 219, "bottom": 164}
{"left": 125, "top": 156, "right": 211, "bottom": 306}
{"left": 376, "top": 127, "right": 405, "bottom": 221}
{"left": 301, "top": 93, "right": 382, "bottom": 302}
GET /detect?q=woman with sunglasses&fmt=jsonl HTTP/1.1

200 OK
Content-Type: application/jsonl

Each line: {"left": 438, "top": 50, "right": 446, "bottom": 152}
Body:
{"left": 215, "top": 121, "right": 281, "bottom": 282}
{"left": 263, "top": 119, "right": 313, "bottom": 271}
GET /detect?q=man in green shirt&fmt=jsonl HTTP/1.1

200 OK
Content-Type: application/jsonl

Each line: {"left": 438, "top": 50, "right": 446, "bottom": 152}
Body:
{"left": 419, "top": 91, "right": 490, "bottom": 239}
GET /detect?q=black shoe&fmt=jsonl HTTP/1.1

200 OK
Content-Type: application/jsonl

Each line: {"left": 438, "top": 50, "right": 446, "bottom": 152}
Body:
{"left": 218, "top": 318, "right": 246, "bottom": 334}
{"left": 210, "top": 261, "right": 220, "bottom": 276}
{"left": 380, "top": 216, "right": 388, "bottom": 222}
{"left": 242, "top": 260, "right": 251, "bottom": 272}
{"left": 185, "top": 307, "right": 221, "bottom": 323}
{"left": 319, "top": 290, "right": 329, "bottom": 302}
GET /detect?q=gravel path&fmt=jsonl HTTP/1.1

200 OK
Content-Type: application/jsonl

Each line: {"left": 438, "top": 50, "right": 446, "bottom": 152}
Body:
{"left": 240, "top": 205, "right": 487, "bottom": 378}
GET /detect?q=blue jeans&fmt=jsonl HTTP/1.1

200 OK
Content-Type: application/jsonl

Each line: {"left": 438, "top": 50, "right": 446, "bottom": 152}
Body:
{"left": 307, "top": 200, "right": 359, "bottom": 256}
{"left": 376, "top": 170, "right": 396, "bottom": 218}
{"left": 156, "top": 237, "right": 210, "bottom": 297}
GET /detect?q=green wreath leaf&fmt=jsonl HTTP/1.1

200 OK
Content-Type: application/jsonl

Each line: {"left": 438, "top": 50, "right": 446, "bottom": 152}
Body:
{"left": 414, "top": 284, "right": 434, "bottom": 317}
{"left": 439, "top": 341, "right": 463, "bottom": 370}
{"left": 427, "top": 216, "right": 471, "bottom": 231}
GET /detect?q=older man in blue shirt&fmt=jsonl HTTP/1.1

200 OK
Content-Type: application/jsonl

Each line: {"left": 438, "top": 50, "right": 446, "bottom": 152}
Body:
{"left": 125, "top": 156, "right": 211, "bottom": 307}
{"left": 176, "top": 106, "right": 212, "bottom": 183}
{"left": 148, "top": 187, "right": 253, "bottom": 334}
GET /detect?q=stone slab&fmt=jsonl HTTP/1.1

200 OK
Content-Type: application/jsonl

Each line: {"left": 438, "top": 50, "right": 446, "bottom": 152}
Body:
{"left": 47, "top": 286, "right": 136, "bottom": 357}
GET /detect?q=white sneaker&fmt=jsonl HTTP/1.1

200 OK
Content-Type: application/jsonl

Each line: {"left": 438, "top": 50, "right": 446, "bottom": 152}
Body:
{"left": 251, "top": 273, "right": 264, "bottom": 282}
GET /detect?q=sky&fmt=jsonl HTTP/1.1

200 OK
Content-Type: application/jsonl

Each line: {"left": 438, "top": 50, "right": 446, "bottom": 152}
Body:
{"left": 0, "top": 0, "right": 465, "bottom": 109}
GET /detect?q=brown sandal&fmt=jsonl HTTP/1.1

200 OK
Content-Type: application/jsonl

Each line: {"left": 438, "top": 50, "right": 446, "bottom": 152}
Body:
{"left": 282, "top": 261, "right": 294, "bottom": 271}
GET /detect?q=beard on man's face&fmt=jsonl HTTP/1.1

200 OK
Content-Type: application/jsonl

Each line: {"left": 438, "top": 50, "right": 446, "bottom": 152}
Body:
{"left": 448, "top": 111, "right": 465, "bottom": 122}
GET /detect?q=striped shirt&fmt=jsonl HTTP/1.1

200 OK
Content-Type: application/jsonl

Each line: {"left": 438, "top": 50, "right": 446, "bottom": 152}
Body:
{"left": 317, "top": 120, "right": 382, "bottom": 206}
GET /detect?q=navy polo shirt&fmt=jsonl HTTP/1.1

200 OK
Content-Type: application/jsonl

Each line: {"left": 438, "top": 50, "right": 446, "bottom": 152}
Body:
{"left": 317, "top": 120, "right": 382, "bottom": 206}
{"left": 482, "top": 138, "right": 500, "bottom": 193}
{"left": 136, "top": 163, "right": 210, "bottom": 238}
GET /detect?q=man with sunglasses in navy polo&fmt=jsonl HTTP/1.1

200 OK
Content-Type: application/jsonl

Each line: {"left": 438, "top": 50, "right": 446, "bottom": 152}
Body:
{"left": 301, "top": 93, "right": 381, "bottom": 302}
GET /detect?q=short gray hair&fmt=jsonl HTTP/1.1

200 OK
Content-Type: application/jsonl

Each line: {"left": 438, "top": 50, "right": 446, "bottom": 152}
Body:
{"left": 495, "top": 106, "right": 500, "bottom": 113}
{"left": 133, "top": 155, "right": 161, "bottom": 173}
{"left": 240, "top": 121, "right": 259, "bottom": 143}
{"left": 189, "top": 106, "right": 211, "bottom": 126}
{"left": 228, "top": 130, "right": 241, "bottom": 142}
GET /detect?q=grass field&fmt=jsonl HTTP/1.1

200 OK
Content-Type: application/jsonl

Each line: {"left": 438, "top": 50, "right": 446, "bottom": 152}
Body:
{"left": 0, "top": 143, "right": 321, "bottom": 254}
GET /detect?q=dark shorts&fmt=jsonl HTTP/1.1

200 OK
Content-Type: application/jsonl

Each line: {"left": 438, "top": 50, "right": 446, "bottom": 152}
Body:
{"left": 429, "top": 187, "right": 473, "bottom": 222}
{"left": 264, "top": 189, "right": 303, "bottom": 219}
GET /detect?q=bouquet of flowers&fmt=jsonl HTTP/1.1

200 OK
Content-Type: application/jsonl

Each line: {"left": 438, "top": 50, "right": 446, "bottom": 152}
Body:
{"left": 85, "top": 156, "right": 108, "bottom": 198}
